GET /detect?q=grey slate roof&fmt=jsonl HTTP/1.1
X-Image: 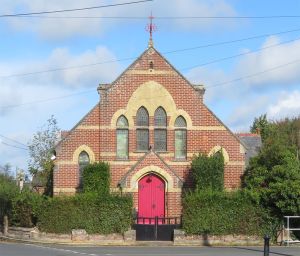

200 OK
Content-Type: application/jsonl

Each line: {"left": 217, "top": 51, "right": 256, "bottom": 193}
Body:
{"left": 236, "top": 133, "right": 262, "bottom": 165}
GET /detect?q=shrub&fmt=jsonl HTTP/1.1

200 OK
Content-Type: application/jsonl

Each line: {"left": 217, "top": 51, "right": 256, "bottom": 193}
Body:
{"left": 191, "top": 152, "right": 224, "bottom": 191}
{"left": 37, "top": 194, "right": 132, "bottom": 234}
{"left": 11, "top": 190, "right": 44, "bottom": 227}
{"left": 182, "top": 190, "right": 275, "bottom": 237}
{"left": 82, "top": 162, "right": 110, "bottom": 195}
{"left": 0, "top": 174, "right": 19, "bottom": 225}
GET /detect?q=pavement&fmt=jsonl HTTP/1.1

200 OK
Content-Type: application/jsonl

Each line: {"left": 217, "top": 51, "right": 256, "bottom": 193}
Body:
{"left": 0, "top": 241, "right": 300, "bottom": 256}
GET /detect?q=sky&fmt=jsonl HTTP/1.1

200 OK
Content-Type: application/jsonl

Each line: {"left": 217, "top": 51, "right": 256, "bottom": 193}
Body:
{"left": 1, "top": 0, "right": 300, "bottom": 172}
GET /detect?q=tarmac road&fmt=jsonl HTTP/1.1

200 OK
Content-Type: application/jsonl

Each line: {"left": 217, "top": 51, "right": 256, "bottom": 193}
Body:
{"left": 0, "top": 242, "right": 300, "bottom": 256}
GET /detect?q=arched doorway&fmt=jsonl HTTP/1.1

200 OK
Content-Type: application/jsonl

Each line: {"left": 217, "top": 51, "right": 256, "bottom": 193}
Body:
{"left": 138, "top": 173, "right": 165, "bottom": 219}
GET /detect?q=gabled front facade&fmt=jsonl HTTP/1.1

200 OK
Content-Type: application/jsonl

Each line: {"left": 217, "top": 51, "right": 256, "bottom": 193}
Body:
{"left": 54, "top": 45, "right": 246, "bottom": 217}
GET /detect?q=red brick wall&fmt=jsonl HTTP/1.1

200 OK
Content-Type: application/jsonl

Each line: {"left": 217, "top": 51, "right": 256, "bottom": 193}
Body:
{"left": 54, "top": 47, "right": 245, "bottom": 216}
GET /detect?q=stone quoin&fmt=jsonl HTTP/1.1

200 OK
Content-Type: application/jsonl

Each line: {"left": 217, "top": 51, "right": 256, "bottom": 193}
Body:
{"left": 53, "top": 43, "right": 247, "bottom": 218}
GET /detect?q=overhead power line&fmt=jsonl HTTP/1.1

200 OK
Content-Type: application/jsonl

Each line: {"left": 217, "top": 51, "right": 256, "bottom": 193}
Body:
{"left": 0, "top": 134, "right": 28, "bottom": 147}
{"left": 207, "top": 58, "right": 300, "bottom": 88}
{"left": 1, "top": 27, "right": 300, "bottom": 79}
{"left": 1, "top": 142, "right": 28, "bottom": 151}
{"left": 0, "top": 0, "right": 152, "bottom": 18}
{"left": 5, "top": 15, "right": 300, "bottom": 19}
{"left": 2, "top": 56, "right": 300, "bottom": 109}
{"left": 1, "top": 89, "right": 94, "bottom": 109}
{"left": 181, "top": 36, "right": 300, "bottom": 71}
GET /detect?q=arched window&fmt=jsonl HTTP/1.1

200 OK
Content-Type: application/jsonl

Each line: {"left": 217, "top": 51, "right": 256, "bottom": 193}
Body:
{"left": 174, "top": 116, "right": 187, "bottom": 159}
{"left": 154, "top": 107, "right": 167, "bottom": 151}
{"left": 78, "top": 151, "right": 90, "bottom": 186}
{"left": 136, "top": 107, "right": 149, "bottom": 151}
{"left": 116, "top": 115, "right": 129, "bottom": 159}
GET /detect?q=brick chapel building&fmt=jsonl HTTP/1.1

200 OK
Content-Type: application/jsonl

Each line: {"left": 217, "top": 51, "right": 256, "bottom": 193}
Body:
{"left": 53, "top": 40, "right": 248, "bottom": 218}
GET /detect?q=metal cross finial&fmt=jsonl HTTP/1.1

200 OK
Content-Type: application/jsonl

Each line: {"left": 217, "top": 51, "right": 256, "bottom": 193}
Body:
{"left": 146, "top": 12, "right": 156, "bottom": 47}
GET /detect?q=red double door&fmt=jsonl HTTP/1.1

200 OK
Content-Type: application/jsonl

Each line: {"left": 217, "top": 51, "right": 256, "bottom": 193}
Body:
{"left": 138, "top": 174, "right": 165, "bottom": 222}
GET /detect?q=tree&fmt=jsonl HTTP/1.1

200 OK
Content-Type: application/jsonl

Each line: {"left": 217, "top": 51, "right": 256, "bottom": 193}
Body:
{"left": 28, "top": 115, "right": 60, "bottom": 195}
{"left": 250, "top": 114, "right": 274, "bottom": 142}
{"left": 244, "top": 115, "right": 300, "bottom": 217}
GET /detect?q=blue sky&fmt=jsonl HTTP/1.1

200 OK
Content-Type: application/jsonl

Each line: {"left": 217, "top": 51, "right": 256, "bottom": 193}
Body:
{"left": 1, "top": 0, "right": 300, "bottom": 172}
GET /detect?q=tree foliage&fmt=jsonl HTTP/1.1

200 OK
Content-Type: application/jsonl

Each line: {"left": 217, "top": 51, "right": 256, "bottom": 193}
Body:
{"left": 28, "top": 116, "right": 59, "bottom": 195}
{"left": 244, "top": 116, "right": 300, "bottom": 217}
{"left": 191, "top": 152, "right": 224, "bottom": 191}
{"left": 28, "top": 115, "right": 60, "bottom": 175}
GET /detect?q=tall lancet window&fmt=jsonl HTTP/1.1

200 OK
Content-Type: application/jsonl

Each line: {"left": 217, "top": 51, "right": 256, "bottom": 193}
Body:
{"left": 78, "top": 151, "right": 90, "bottom": 186}
{"left": 116, "top": 115, "right": 129, "bottom": 159}
{"left": 154, "top": 107, "right": 167, "bottom": 152}
{"left": 136, "top": 107, "right": 149, "bottom": 151}
{"left": 175, "top": 116, "right": 187, "bottom": 159}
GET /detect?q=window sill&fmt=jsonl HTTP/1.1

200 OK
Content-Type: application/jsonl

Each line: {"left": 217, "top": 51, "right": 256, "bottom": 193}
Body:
{"left": 116, "top": 158, "right": 129, "bottom": 161}
{"left": 173, "top": 158, "right": 188, "bottom": 162}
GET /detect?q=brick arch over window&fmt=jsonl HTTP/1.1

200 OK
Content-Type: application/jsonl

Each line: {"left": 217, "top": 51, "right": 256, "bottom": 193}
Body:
{"left": 208, "top": 145, "right": 229, "bottom": 164}
{"left": 110, "top": 81, "right": 193, "bottom": 129}
{"left": 72, "top": 145, "right": 95, "bottom": 163}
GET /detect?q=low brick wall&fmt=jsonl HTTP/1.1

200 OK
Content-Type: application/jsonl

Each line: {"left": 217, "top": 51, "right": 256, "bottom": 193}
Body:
{"left": 174, "top": 230, "right": 262, "bottom": 246}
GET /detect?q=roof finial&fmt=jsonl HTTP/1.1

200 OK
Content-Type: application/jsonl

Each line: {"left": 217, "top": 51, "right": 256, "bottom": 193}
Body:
{"left": 146, "top": 12, "right": 156, "bottom": 48}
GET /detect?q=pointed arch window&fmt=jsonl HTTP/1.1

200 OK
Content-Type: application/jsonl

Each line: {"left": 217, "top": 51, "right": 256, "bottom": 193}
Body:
{"left": 116, "top": 115, "right": 129, "bottom": 159}
{"left": 136, "top": 107, "right": 149, "bottom": 151}
{"left": 154, "top": 107, "right": 167, "bottom": 152}
{"left": 175, "top": 116, "right": 187, "bottom": 159}
{"left": 78, "top": 151, "right": 90, "bottom": 186}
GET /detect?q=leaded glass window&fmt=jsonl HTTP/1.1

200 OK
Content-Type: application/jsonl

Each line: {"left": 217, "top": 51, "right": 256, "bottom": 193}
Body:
{"left": 117, "top": 115, "right": 129, "bottom": 128}
{"left": 154, "top": 107, "right": 167, "bottom": 151}
{"left": 175, "top": 130, "right": 187, "bottom": 158}
{"left": 136, "top": 107, "right": 149, "bottom": 127}
{"left": 175, "top": 116, "right": 187, "bottom": 128}
{"left": 78, "top": 151, "right": 90, "bottom": 186}
{"left": 117, "top": 115, "right": 129, "bottom": 159}
{"left": 136, "top": 129, "right": 149, "bottom": 151}
{"left": 154, "top": 129, "right": 167, "bottom": 151}
{"left": 154, "top": 107, "right": 167, "bottom": 127}
{"left": 175, "top": 116, "right": 187, "bottom": 159}
{"left": 136, "top": 107, "right": 149, "bottom": 151}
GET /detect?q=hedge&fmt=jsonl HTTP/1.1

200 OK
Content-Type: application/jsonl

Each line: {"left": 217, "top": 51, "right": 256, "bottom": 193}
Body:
{"left": 191, "top": 153, "right": 224, "bottom": 191}
{"left": 82, "top": 162, "right": 110, "bottom": 195}
{"left": 182, "top": 190, "right": 276, "bottom": 236}
{"left": 36, "top": 193, "right": 132, "bottom": 234}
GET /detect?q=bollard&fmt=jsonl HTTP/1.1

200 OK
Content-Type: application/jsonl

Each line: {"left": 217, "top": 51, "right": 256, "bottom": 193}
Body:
{"left": 264, "top": 235, "right": 270, "bottom": 256}
{"left": 3, "top": 215, "right": 8, "bottom": 236}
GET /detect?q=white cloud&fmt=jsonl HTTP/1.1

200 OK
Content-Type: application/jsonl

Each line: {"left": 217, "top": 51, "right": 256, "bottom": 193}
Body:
{"left": 268, "top": 90, "right": 300, "bottom": 119}
{"left": 0, "top": 45, "right": 121, "bottom": 89}
{"left": 0, "top": 44, "right": 119, "bottom": 169}
{"left": 3, "top": 0, "right": 237, "bottom": 39}
{"left": 235, "top": 36, "right": 300, "bottom": 87}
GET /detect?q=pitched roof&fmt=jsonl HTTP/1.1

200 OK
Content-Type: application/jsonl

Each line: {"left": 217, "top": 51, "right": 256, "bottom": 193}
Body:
{"left": 236, "top": 133, "right": 262, "bottom": 164}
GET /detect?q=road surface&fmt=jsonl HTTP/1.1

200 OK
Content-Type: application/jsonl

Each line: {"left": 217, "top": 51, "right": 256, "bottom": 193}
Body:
{"left": 0, "top": 242, "right": 299, "bottom": 256}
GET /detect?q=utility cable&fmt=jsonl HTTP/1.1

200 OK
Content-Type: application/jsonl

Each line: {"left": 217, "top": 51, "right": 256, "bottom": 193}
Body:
{"left": 1, "top": 27, "right": 300, "bottom": 79}
{"left": 0, "top": 0, "right": 152, "bottom": 18}
{"left": 1, "top": 142, "right": 28, "bottom": 151}
{"left": 0, "top": 134, "right": 27, "bottom": 147}
{"left": 5, "top": 15, "right": 300, "bottom": 19}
